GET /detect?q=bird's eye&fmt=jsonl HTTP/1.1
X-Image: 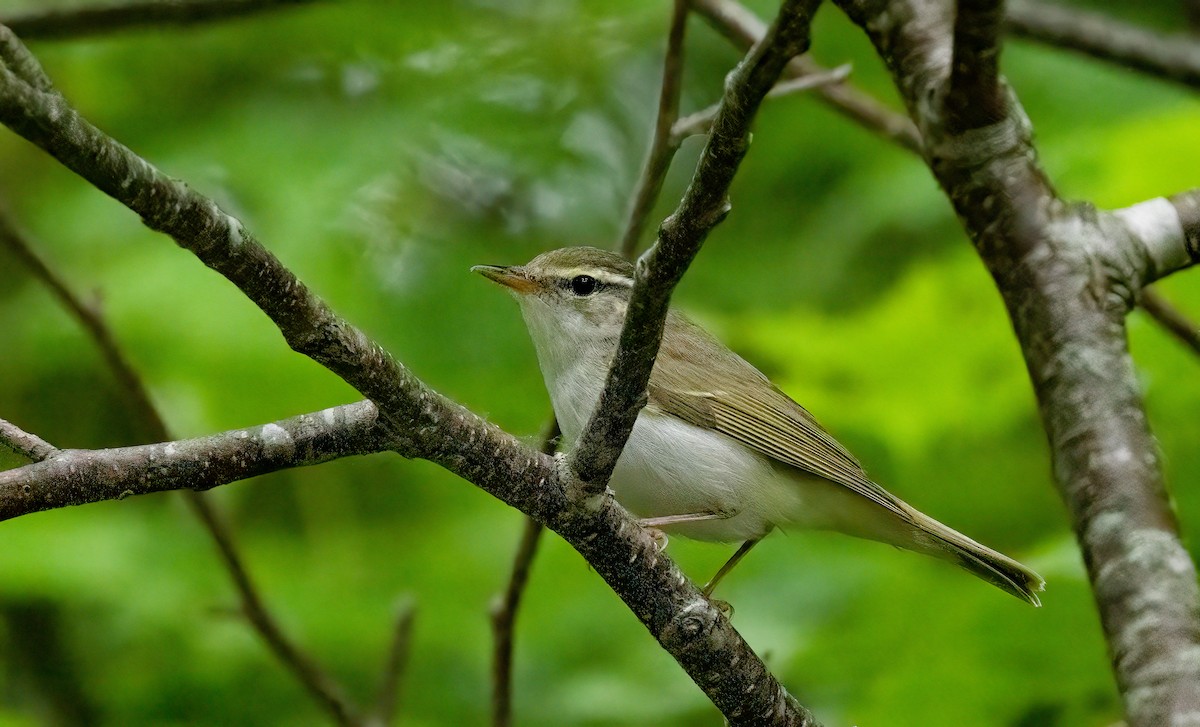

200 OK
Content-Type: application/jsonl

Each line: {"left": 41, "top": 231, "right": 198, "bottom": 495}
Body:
{"left": 569, "top": 275, "right": 598, "bottom": 296}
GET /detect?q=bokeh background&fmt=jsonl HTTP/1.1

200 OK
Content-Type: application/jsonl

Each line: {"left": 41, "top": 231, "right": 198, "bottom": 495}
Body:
{"left": 0, "top": 1, "right": 1198, "bottom": 725}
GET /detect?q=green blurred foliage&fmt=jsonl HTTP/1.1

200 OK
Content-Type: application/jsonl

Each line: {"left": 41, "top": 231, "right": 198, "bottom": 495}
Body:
{"left": 0, "top": 1, "right": 1197, "bottom": 725}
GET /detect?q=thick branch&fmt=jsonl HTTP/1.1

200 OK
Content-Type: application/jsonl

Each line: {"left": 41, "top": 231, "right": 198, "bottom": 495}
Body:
{"left": 2, "top": 0, "right": 322, "bottom": 40}
{"left": 0, "top": 28, "right": 818, "bottom": 724}
{"left": 569, "top": 0, "right": 823, "bottom": 494}
{"left": 833, "top": 1, "right": 1200, "bottom": 723}
{"left": 1007, "top": 0, "right": 1200, "bottom": 91}
{"left": 690, "top": 0, "right": 921, "bottom": 153}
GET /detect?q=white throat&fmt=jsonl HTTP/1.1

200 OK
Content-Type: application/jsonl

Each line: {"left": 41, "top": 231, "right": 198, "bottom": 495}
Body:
{"left": 516, "top": 295, "right": 619, "bottom": 443}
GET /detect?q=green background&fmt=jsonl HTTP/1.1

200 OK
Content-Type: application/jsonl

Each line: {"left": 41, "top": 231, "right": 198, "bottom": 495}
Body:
{"left": 0, "top": 1, "right": 1197, "bottom": 725}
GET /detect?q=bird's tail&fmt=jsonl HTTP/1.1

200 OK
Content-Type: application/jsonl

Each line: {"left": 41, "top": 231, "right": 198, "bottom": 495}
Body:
{"left": 909, "top": 510, "right": 1045, "bottom": 607}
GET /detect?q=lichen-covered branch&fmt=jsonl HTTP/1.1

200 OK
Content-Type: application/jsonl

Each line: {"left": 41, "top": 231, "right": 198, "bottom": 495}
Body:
{"left": 1007, "top": 0, "right": 1200, "bottom": 91}
{"left": 0, "top": 26, "right": 819, "bottom": 725}
{"left": 0, "top": 402, "right": 386, "bottom": 520}
{"left": 831, "top": 1, "right": 1200, "bottom": 724}
{"left": 2, "top": 0, "right": 322, "bottom": 40}
{"left": 568, "top": 0, "right": 824, "bottom": 495}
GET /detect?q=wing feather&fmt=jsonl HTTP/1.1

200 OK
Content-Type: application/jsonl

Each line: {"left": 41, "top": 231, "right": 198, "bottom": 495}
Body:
{"left": 650, "top": 311, "right": 909, "bottom": 520}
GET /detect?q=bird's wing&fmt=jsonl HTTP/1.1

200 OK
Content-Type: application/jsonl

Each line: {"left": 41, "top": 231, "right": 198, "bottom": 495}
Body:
{"left": 650, "top": 312, "right": 909, "bottom": 519}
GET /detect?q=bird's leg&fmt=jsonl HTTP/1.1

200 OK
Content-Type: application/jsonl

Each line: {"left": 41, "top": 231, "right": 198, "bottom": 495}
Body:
{"left": 702, "top": 537, "right": 762, "bottom": 597}
{"left": 638, "top": 511, "right": 733, "bottom": 553}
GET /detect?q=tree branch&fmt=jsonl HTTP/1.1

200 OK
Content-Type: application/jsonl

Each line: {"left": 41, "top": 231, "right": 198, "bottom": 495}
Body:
{"left": 568, "top": 0, "right": 824, "bottom": 495}
{"left": 671, "top": 64, "right": 851, "bottom": 143}
{"left": 832, "top": 1, "right": 1200, "bottom": 724}
{"left": 945, "top": 0, "right": 1006, "bottom": 132}
{"left": 0, "top": 418, "right": 57, "bottom": 462}
{"left": 371, "top": 599, "right": 417, "bottom": 726}
{"left": 690, "top": 0, "right": 922, "bottom": 153}
{"left": 0, "top": 402, "right": 386, "bottom": 520}
{"left": 490, "top": 418, "right": 558, "bottom": 727}
{"left": 1, "top": 208, "right": 368, "bottom": 725}
{"left": 0, "top": 26, "right": 819, "bottom": 725}
{"left": 1006, "top": 0, "right": 1200, "bottom": 91}
{"left": 618, "top": 0, "right": 690, "bottom": 259}
{"left": 1, "top": 0, "right": 323, "bottom": 41}
{"left": 1140, "top": 288, "right": 1200, "bottom": 357}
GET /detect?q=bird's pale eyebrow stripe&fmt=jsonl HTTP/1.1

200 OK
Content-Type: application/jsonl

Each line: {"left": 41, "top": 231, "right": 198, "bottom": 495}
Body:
{"left": 563, "top": 268, "right": 633, "bottom": 287}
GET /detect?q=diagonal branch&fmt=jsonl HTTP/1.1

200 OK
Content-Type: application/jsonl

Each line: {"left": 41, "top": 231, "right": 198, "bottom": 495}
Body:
{"left": 671, "top": 64, "right": 851, "bottom": 143}
{"left": 0, "top": 25, "right": 820, "bottom": 725}
{"left": 1006, "top": 0, "right": 1200, "bottom": 91}
{"left": 1, "top": 0, "right": 323, "bottom": 41}
{"left": 1140, "top": 288, "right": 1200, "bottom": 356}
{"left": 568, "top": 0, "right": 824, "bottom": 495}
{"left": 0, "top": 418, "right": 57, "bottom": 462}
{"left": 690, "top": 0, "right": 922, "bottom": 153}
{"left": 619, "top": 0, "right": 691, "bottom": 259}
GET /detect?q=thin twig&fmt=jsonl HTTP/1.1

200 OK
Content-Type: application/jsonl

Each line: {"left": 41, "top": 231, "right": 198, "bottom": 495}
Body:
{"left": 0, "top": 418, "right": 57, "bottom": 462}
{"left": 671, "top": 63, "right": 852, "bottom": 142}
{"left": 0, "top": 209, "right": 167, "bottom": 436}
{"left": 490, "top": 418, "right": 559, "bottom": 727}
{"left": 619, "top": 0, "right": 691, "bottom": 259}
{"left": 1, "top": 0, "right": 323, "bottom": 41}
{"left": 568, "top": 0, "right": 824, "bottom": 495}
{"left": 490, "top": 516, "right": 544, "bottom": 727}
{"left": 1006, "top": 0, "right": 1200, "bottom": 91}
{"left": 689, "top": 0, "right": 922, "bottom": 153}
{"left": 184, "top": 492, "right": 363, "bottom": 726}
{"left": 1141, "top": 288, "right": 1200, "bottom": 356}
{"left": 0, "top": 209, "right": 365, "bottom": 726}
{"left": 371, "top": 600, "right": 417, "bottom": 726}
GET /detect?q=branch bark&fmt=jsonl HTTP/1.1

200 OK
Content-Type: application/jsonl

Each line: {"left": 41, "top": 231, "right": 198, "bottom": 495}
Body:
{"left": 0, "top": 402, "right": 386, "bottom": 520}
{"left": 829, "top": 1, "right": 1200, "bottom": 724}
{"left": 568, "top": 0, "right": 824, "bottom": 495}
{"left": 0, "top": 23, "right": 820, "bottom": 725}
{"left": 1006, "top": 0, "right": 1200, "bottom": 91}
{"left": 1, "top": 0, "right": 322, "bottom": 40}
{"left": 618, "top": 0, "right": 690, "bottom": 259}
{"left": 1141, "top": 289, "right": 1200, "bottom": 356}
{"left": 690, "top": 0, "right": 922, "bottom": 153}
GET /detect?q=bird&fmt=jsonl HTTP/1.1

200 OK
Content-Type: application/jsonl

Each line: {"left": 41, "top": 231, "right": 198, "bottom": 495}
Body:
{"left": 474, "top": 246, "right": 1044, "bottom": 605}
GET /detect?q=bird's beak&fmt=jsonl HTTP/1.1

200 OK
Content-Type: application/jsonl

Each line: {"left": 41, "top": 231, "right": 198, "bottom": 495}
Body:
{"left": 471, "top": 264, "right": 540, "bottom": 294}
